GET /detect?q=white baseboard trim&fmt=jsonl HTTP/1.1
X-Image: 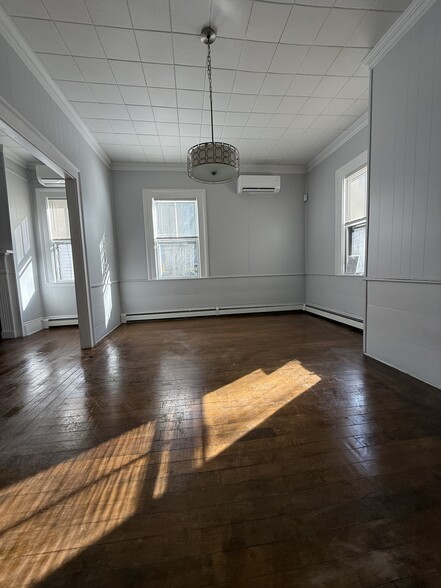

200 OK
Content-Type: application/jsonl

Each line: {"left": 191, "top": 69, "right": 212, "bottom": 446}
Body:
{"left": 122, "top": 303, "right": 303, "bottom": 323}
{"left": 42, "top": 315, "right": 78, "bottom": 328}
{"left": 304, "top": 305, "right": 364, "bottom": 330}
{"left": 1, "top": 329, "right": 16, "bottom": 338}
{"left": 23, "top": 317, "right": 43, "bottom": 336}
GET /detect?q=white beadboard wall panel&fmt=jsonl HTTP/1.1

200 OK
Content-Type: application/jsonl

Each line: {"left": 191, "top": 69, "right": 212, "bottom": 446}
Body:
{"left": 305, "top": 125, "right": 369, "bottom": 319}
{"left": 0, "top": 31, "right": 121, "bottom": 343}
{"left": 111, "top": 170, "right": 305, "bottom": 313}
{"left": 366, "top": 0, "right": 441, "bottom": 388}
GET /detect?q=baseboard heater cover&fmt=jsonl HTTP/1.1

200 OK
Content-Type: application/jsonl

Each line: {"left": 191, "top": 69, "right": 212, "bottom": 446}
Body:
{"left": 122, "top": 304, "right": 303, "bottom": 323}
{"left": 42, "top": 316, "right": 78, "bottom": 328}
{"left": 304, "top": 304, "right": 363, "bottom": 330}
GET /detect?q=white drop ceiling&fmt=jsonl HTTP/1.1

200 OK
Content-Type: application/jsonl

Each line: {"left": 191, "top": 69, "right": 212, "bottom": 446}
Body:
{"left": 1, "top": 0, "right": 412, "bottom": 166}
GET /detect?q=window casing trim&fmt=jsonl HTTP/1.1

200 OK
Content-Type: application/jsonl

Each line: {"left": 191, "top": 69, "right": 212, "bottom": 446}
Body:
{"left": 142, "top": 189, "right": 209, "bottom": 280}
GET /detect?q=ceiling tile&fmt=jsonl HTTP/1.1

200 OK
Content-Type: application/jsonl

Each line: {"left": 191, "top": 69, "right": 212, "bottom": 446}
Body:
{"left": 247, "top": 113, "right": 272, "bottom": 126}
{"left": 289, "top": 114, "right": 317, "bottom": 128}
{"left": 156, "top": 122, "right": 179, "bottom": 135}
{"left": 310, "top": 114, "right": 341, "bottom": 128}
{"left": 97, "top": 27, "right": 139, "bottom": 61}
{"left": 233, "top": 72, "right": 265, "bottom": 94}
{"left": 179, "top": 123, "right": 201, "bottom": 137}
{"left": 160, "top": 135, "right": 181, "bottom": 146}
{"left": 321, "top": 98, "right": 355, "bottom": 115}
{"left": 205, "top": 69, "right": 236, "bottom": 93}
{"left": 211, "top": 0, "right": 253, "bottom": 39}
{"left": 177, "top": 89, "right": 204, "bottom": 109}
{"left": 225, "top": 112, "right": 249, "bottom": 126}
{"left": 13, "top": 18, "right": 68, "bottom": 54}
{"left": 38, "top": 54, "right": 83, "bottom": 81}
{"left": 136, "top": 30, "right": 174, "bottom": 64}
{"left": 124, "top": 146, "right": 146, "bottom": 159}
{"left": 262, "top": 127, "right": 285, "bottom": 140}
{"left": 100, "top": 103, "right": 130, "bottom": 119}
{"left": 222, "top": 126, "right": 243, "bottom": 139}
{"left": 277, "top": 96, "right": 307, "bottom": 114}
{"left": 201, "top": 110, "right": 226, "bottom": 125}
{"left": 239, "top": 42, "right": 277, "bottom": 73}
{"left": 337, "top": 76, "right": 369, "bottom": 99}
{"left": 253, "top": 95, "right": 282, "bottom": 113}
{"left": 170, "top": 0, "right": 211, "bottom": 34}
{"left": 173, "top": 34, "right": 205, "bottom": 67}
{"left": 153, "top": 107, "right": 178, "bottom": 122}
{"left": 109, "top": 120, "right": 135, "bottom": 133}
{"left": 103, "top": 145, "right": 127, "bottom": 159}
{"left": 138, "top": 134, "right": 160, "bottom": 145}
{"left": 127, "top": 105, "right": 154, "bottom": 120}
{"left": 58, "top": 80, "right": 96, "bottom": 102}
{"left": 133, "top": 121, "right": 157, "bottom": 134}
{"left": 299, "top": 46, "right": 340, "bottom": 75}
{"left": 178, "top": 109, "right": 202, "bottom": 124}
{"left": 286, "top": 74, "right": 322, "bottom": 96}
{"left": 371, "top": 0, "right": 412, "bottom": 9}
{"left": 90, "top": 83, "right": 123, "bottom": 103}
{"left": 314, "top": 8, "right": 365, "bottom": 46}
{"left": 312, "top": 76, "right": 349, "bottom": 98}
{"left": 94, "top": 132, "right": 120, "bottom": 144}
{"left": 204, "top": 90, "right": 229, "bottom": 110}
{"left": 149, "top": 88, "right": 177, "bottom": 107}
{"left": 246, "top": 2, "right": 292, "bottom": 42}
{"left": 1, "top": 0, "right": 49, "bottom": 18}
{"left": 270, "top": 114, "right": 294, "bottom": 128}
{"left": 119, "top": 85, "right": 150, "bottom": 105}
{"left": 85, "top": 0, "right": 132, "bottom": 27}
{"left": 347, "top": 10, "right": 399, "bottom": 47}
{"left": 72, "top": 101, "right": 104, "bottom": 118}
{"left": 75, "top": 57, "right": 115, "bottom": 83}
{"left": 281, "top": 5, "right": 330, "bottom": 45}
{"left": 210, "top": 37, "right": 243, "bottom": 70}
{"left": 335, "top": 0, "right": 375, "bottom": 7}
{"left": 344, "top": 98, "right": 369, "bottom": 116}
{"left": 227, "top": 94, "right": 256, "bottom": 112}
{"left": 42, "top": 0, "right": 91, "bottom": 23}
{"left": 269, "top": 45, "right": 309, "bottom": 74}
{"left": 242, "top": 127, "right": 265, "bottom": 139}
{"left": 326, "top": 48, "right": 369, "bottom": 76}
{"left": 175, "top": 66, "right": 205, "bottom": 90}
{"left": 143, "top": 63, "right": 175, "bottom": 88}
{"left": 110, "top": 60, "right": 145, "bottom": 86}
{"left": 260, "top": 74, "right": 293, "bottom": 96}
{"left": 117, "top": 133, "right": 140, "bottom": 145}
{"left": 84, "top": 118, "right": 113, "bottom": 132}
{"left": 55, "top": 22, "right": 104, "bottom": 57}
{"left": 127, "top": 0, "right": 171, "bottom": 31}
{"left": 299, "top": 97, "right": 331, "bottom": 115}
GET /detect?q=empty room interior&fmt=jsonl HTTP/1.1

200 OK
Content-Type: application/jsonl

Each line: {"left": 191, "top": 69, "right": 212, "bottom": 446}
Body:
{"left": 0, "top": 0, "right": 440, "bottom": 585}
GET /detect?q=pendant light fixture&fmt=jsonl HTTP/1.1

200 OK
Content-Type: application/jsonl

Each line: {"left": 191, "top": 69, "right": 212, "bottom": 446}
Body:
{"left": 187, "top": 27, "right": 240, "bottom": 184}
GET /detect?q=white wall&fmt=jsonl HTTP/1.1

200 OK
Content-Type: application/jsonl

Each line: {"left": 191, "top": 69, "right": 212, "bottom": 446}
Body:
{"left": 305, "top": 126, "right": 369, "bottom": 322}
{"left": 366, "top": 0, "right": 441, "bottom": 388}
{"left": 112, "top": 170, "right": 305, "bottom": 315}
{"left": 5, "top": 158, "right": 44, "bottom": 327}
{"left": 0, "top": 30, "right": 120, "bottom": 343}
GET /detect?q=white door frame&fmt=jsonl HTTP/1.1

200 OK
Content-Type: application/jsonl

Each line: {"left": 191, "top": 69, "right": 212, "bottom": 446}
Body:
{"left": 0, "top": 102, "right": 95, "bottom": 348}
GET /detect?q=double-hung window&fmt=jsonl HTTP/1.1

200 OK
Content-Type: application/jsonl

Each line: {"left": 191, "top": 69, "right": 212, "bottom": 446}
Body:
{"left": 335, "top": 152, "right": 368, "bottom": 276}
{"left": 143, "top": 190, "right": 208, "bottom": 280}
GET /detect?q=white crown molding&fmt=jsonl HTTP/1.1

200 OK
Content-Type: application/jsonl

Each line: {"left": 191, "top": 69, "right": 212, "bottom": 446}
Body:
{"left": 306, "top": 112, "right": 369, "bottom": 173}
{"left": 364, "top": 0, "right": 438, "bottom": 69}
{"left": 110, "top": 162, "right": 306, "bottom": 174}
{"left": 3, "top": 149, "right": 28, "bottom": 172}
{"left": 0, "top": 6, "right": 110, "bottom": 168}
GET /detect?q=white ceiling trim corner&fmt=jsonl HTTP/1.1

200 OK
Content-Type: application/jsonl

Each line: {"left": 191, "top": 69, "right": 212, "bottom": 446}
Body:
{"left": 306, "top": 112, "right": 369, "bottom": 173}
{"left": 3, "top": 150, "right": 28, "bottom": 172}
{"left": 364, "top": 0, "right": 438, "bottom": 69}
{"left": 0, "top": 6, "right": 111, "bottom": 168}
{"left": 110, "top": 162, "right": 306, "bottom": 174}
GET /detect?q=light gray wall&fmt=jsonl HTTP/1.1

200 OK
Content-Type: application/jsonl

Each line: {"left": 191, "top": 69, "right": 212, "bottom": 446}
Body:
{"left": 0, "top": 31, "right": 120, "bottom": 343}
{"left": 0, "top": 147, "right": 12, "bottom": 251}
{"left": 366, "top": 0, "right": 441, "bottom": 388}
{"left": 112, "top": 171, "right": 305, "bottom": 314}
{"left": 305, "top": 126, "right": 369, "bottom": 320}
{"left": 5, "top": 159, "right": 44, "bottom": 324}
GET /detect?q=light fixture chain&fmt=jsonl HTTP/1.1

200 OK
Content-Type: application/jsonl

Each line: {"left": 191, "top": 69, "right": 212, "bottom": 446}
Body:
{"left": 206, "top": 43, "right": 214, "bottom": 144}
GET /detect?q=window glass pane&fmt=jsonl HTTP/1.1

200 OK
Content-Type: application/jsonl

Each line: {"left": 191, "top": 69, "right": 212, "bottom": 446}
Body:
{"left": 345, "top": 167, "right": 367, "bottom": 223}
{"left": 47, "top": 199, "right": 71, "bottom": 240}
{"left": 157, "top": 239, "right": 200, "bottom": 279}
{"left": 154, "top": 201, "right": 177, "bottom": 237}
{"left": 176, "top": 201, "right": 197, "bottom": 237}
{"left": 53, "top": 241, "right": 74, "bottom": 281}
{"left": 346, "top": 224, "right": 366, "bottom": 274}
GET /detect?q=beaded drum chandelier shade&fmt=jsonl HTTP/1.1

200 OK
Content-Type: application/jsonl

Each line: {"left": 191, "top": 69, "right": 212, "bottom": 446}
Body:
{"left": 187, "top": 27, "right": 240, "bottom": 184}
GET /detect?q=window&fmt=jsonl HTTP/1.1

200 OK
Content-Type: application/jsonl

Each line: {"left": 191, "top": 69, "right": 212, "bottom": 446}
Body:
{"left": 335, "top": 152, "right": 368, "bottom": 275}
{"left": 37, "top": 191, "right": 74, "bottom": 283}
{"left": 143, "top": 190, "right": 208, "bottom": 280}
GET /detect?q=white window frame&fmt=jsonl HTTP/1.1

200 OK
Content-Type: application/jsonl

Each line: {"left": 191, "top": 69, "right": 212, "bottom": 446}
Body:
{"left": 142, "top": 189, "right": 209, "bottom": 280}
{"left": 335, "top": 151, "right": 368, "bottom": 276}
{"left": 36, "top": 188, "right": 74, "bottom": 285}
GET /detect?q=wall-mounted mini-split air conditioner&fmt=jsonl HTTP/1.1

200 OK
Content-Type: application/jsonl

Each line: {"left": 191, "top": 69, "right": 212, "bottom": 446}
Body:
{"left": 237, "top": 175, "right": 281, "bottom": 194}
{"left": 35, "top": 164, "right": 65, "bottom": 187}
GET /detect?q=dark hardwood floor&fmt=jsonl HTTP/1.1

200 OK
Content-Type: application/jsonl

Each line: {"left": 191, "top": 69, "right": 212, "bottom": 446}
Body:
{"left": 0, "top": 313, "right": 441, "bottom": 587}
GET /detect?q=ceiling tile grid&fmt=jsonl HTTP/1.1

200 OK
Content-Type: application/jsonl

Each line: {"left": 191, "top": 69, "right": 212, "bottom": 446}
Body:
{"left": 2, "top": 0, "right": 412, "bottom": 165}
